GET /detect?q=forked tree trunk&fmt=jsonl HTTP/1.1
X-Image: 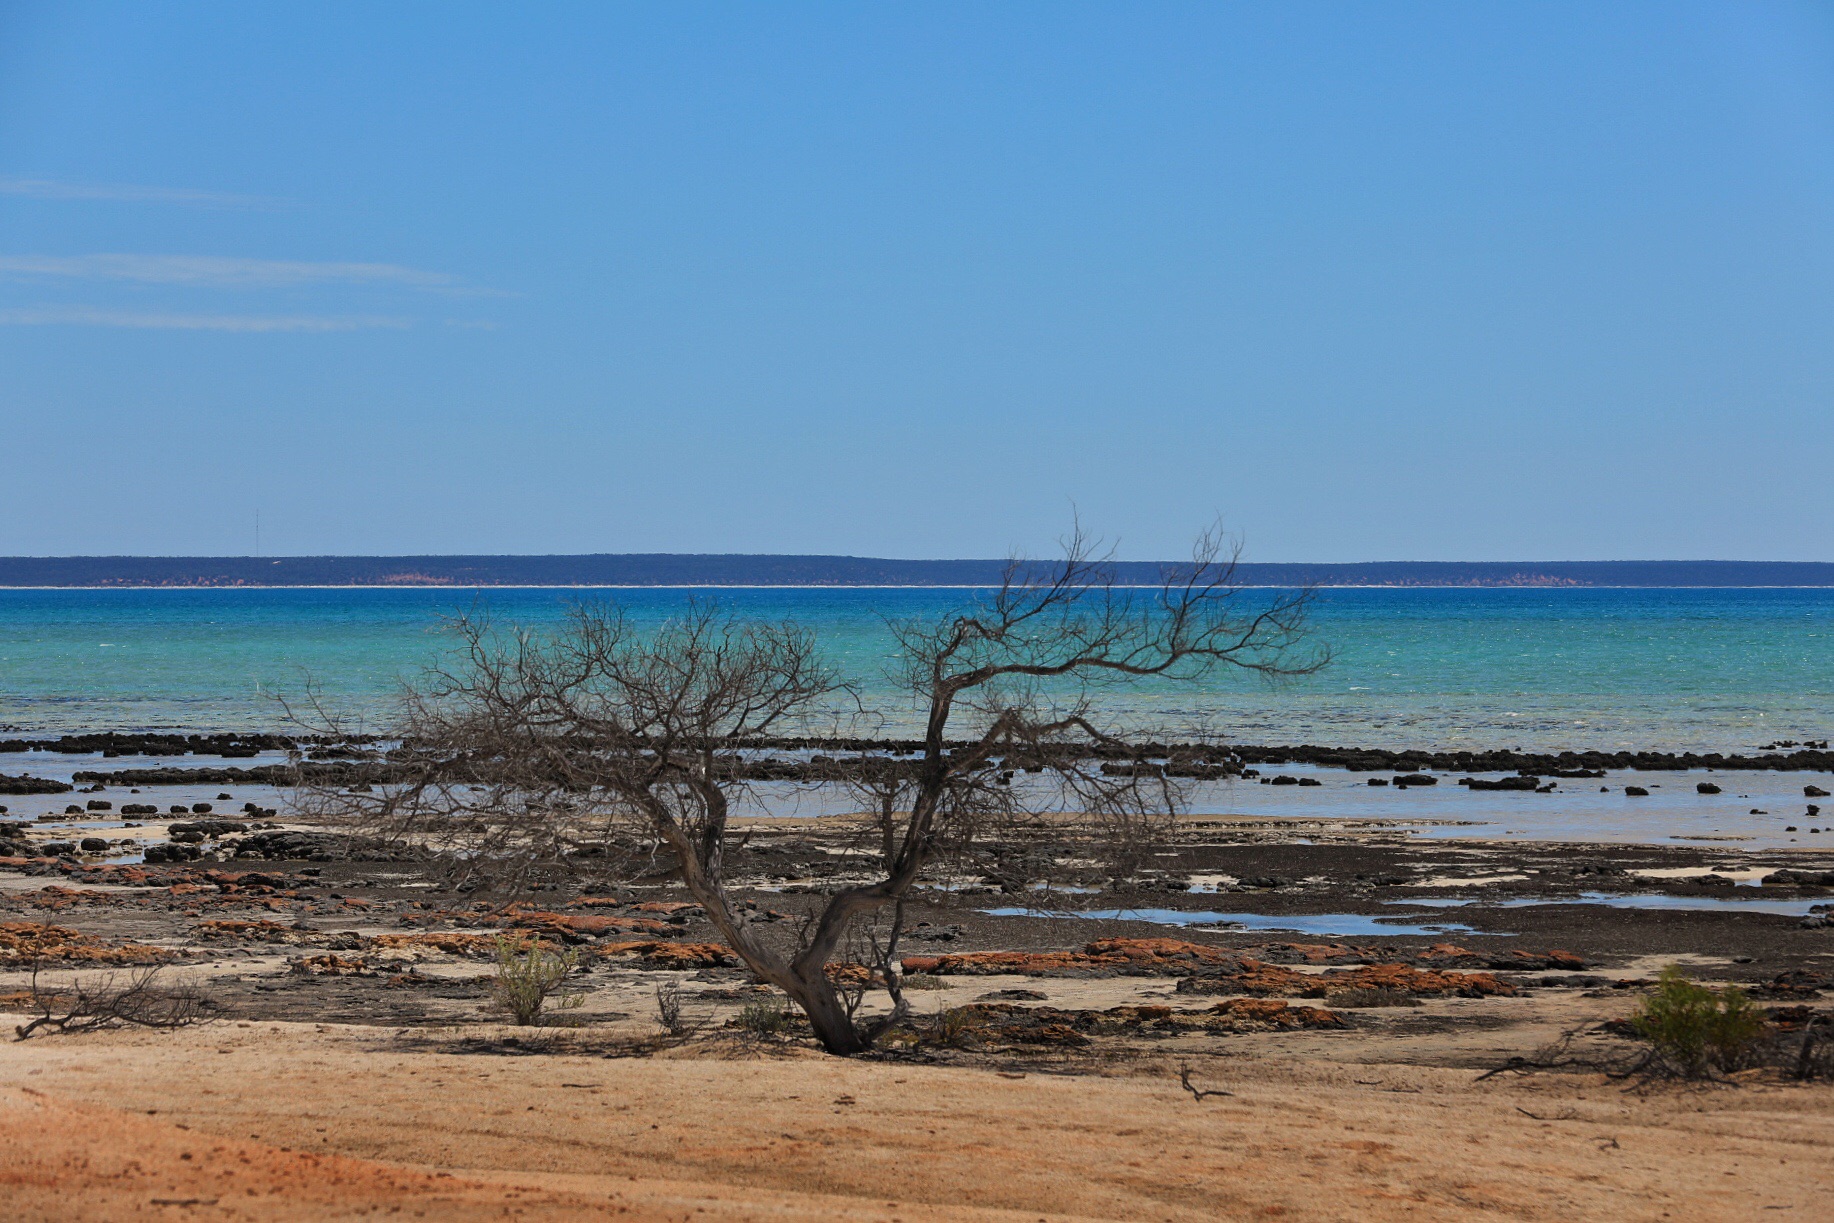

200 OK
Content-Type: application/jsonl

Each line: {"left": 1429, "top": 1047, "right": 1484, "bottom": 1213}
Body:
{"left": 668, "top": 840, "right": 871, "bottom": 1055}
{"left": 783, "top": 969, "right": 867, "bottom": 1056}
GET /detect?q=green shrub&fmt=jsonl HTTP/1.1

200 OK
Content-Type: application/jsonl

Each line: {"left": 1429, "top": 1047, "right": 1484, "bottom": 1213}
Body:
{"left": 491, "top": 937, "right": 585, "bottom": 1026}
{"left": 734, "top": 996, "right": 793, "bottom": 1035}
{"left": 1631, "top": 967, "right": 1767, "bottom": 1076}
{"left": 899, "top": 973, "right": 952, "bottom": 991}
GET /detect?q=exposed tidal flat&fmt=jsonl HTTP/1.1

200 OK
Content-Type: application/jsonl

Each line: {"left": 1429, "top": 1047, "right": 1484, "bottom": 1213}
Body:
{"left": 1, "top": 585, "right": 1831, "bottom": 751}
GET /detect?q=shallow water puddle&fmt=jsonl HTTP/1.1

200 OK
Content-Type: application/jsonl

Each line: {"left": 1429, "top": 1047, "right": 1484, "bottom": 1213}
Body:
{"left": 1391, "top": 892, "right": 1828, "bottom": 916}
{"left": 982, "top": 906, "right": 1484, "bottom": 938}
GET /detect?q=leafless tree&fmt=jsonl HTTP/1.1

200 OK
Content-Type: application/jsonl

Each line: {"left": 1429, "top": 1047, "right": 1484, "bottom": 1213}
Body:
{"left": 305, "top": 522, "right": 1325, "bottom": 1054}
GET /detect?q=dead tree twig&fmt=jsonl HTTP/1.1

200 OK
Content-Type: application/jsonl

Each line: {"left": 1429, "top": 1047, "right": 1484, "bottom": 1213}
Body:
{"left": 1179, "top": 1065, "right": 1233, "bottom": 1101}
{"left": 13, "top": 963, "right": 211, "bottom": 1040}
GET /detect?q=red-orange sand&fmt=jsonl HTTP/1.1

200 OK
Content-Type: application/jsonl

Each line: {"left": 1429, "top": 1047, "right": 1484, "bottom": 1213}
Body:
{"left": 1, "top": 1020, "right": 1830, "bottom": 1221}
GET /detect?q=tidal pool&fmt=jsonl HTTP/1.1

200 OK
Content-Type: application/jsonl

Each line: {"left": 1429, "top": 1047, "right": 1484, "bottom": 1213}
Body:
{"left": 982, "top": 906, "right": 1485, "bottom": 938}
{"left": 1390, "top": 892, "right": 1827, "bottom": 917}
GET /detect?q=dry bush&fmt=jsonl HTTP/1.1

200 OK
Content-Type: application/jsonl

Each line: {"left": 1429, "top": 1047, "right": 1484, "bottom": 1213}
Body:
{"left": 1631, "top": 967, "right": 1768, "bottom": 1076}
{"left": 491, "top": 937, "right": 584, "bottom": 1026}
{"left": 1783, "top": 1015, "right": 1834, "bottom": 1081}
{"left": 13, "top": 963, "right": 210, "bottom": 1039}
{"left": 654, "top": 980, "right": 693, "bottom": 1035}
{"left": 1482, "top": 968, "right": 1831, "bottom": 1085}
{"left": 929, "top": 1006, "right": 984, "bottom": 1048}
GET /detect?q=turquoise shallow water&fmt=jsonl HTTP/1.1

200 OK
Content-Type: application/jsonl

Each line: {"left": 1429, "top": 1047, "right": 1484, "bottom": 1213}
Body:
{"left": 0, "top": 586, "right": 1829, "bottom": 750}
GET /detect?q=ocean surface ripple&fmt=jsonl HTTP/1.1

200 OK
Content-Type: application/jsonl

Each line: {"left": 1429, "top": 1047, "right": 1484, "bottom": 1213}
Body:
{"left": 0, "top": 586, "right": 1828, "bottom": 751}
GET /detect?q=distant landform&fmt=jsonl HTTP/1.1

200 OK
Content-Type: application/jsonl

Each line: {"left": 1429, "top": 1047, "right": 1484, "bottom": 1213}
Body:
{"left": 1, "top": 556, "right": 1830, "bottom": 588}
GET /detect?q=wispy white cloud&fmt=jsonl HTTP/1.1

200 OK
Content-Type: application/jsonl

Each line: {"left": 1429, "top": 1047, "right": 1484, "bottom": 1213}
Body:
{"left": 0, "top": 254, "right": 465, "bottom": 291}
{"left": 0, "top": 306, "right": 412, "bottom": 332}
{"left": 0, "top": 176, "right": 284, "bottom": 209}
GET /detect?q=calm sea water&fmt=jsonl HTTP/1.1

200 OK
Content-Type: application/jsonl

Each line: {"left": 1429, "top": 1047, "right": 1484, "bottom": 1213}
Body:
{"left": 0, "top": 586, "right": 1829, "bottom": 751}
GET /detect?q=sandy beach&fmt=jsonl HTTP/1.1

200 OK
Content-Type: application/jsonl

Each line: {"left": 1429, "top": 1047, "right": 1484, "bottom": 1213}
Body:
{"left": 2, "top": 1008, "right": 1831, "bottom": 1221}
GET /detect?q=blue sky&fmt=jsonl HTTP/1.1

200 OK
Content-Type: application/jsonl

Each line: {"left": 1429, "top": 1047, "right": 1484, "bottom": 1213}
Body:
{"left": 1, "top": 2, "right": 1831, "bottom": 561}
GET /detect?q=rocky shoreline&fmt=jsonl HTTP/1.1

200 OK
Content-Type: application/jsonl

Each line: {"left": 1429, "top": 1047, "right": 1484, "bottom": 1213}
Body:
{"left": 3, "top": 730, "right": 1832, "bottom": 797}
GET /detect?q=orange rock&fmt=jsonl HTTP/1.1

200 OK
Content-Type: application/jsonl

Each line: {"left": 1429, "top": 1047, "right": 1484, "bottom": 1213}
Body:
{"left": 1080, "top": 938, "right": 1251, "bottom": 969}
{"left": 1175, "top": 959, "right": 1312, "bottom": 996}
{"left": 22, "top": 885, "right": 88, "bottom": 911}
{"left": 368, "top": 931, "right": 503, "bottom": 958}
{"left": 193, "top": 919, "right": 302, "bottom": 943}
{"left": 0, "top": 921, "right": 177, "bottom": 965}
{"left": 289, "top": 953, "right": 372, "bottom": 976}
{"left": 825, "top": 962, "right": 875, "bottom": 986}
{"left": 1310, "top": 963, "right": 1515, "bottom": 998}
{"left": 1208, "top": 998, "right": 1349, "bottom": 1030}
{"left": 507, "top": 911, "right": 673, "bottom": 938}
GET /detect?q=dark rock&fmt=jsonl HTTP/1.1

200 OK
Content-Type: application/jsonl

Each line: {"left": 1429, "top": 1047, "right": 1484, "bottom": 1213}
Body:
{"left": 907, "top": 923, "right": 965, "bottom": 943}
{"left": 0, "top": 774, "right": 75, "bottom": 795}
{"left": 1393, "top": 774, "right": 1437, "bottom": 787}
{"left": 144, "top": 842, "right": 204, "bottom": 863}
{"left": 1808, "top": 786, "right": 1830, "bottom": 798}
{"left": 1697, "top": 782, "right": 1721, "bottom": 794}
{"left": 1460, "top": 775, "right": 1539, "bottom": 791}
{"left": 237, "top": 828, "right": 424, "bottom": 863}
{"left": 168, "top": 820, "right": 248, "bottom": 837}
{"left": 1763, "top": 869, "right": 1834, "bottom": 886}
{"left": 1624, "top": 786, "right": 1650, "bottom": 796}
{"left": 78, "top": 837, "right": 110, "bottom": 853}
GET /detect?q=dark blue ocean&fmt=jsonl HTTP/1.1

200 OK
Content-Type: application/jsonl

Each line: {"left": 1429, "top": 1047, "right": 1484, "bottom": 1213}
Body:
{"left": 0, "top": 586, "right": 1829, "bottom": 752}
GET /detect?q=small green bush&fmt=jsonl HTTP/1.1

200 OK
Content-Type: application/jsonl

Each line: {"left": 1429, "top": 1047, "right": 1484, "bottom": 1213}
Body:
{"left": 734, "top": 996, "right": 793, "bottom": 1035}
{"left": 491, "top": 937, "right": 585, "bottom": 1026}
{"left": 899, "top": 973, "right": 952, "bottom": 991}
{"left": 1632, "top": 966, "right": 1767, "bottom": 1076}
